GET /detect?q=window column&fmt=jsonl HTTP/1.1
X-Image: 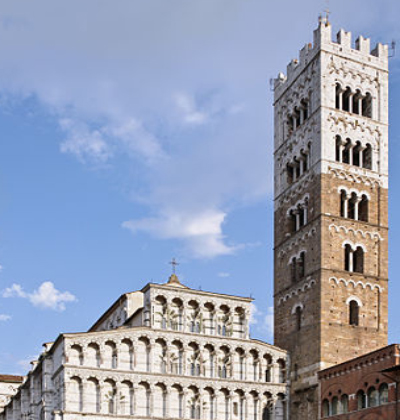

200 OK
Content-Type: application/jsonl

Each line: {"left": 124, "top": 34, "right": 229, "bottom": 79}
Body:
{"left": 348, "top": 249, "right": 354, "bottom": 272}
{"left": 294, "top": 210, "right": 300, "bottom": 231}
{"left": 354, "top": 197, "right": 362, "bottom": 220}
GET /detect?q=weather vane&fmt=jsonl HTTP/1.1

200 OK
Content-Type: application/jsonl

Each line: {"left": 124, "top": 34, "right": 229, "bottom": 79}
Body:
{"left": 169, "top": 258, "right": 179, "bottom": 275}
{"left": 324, "top": 0, "right": 330, "bottom": 22}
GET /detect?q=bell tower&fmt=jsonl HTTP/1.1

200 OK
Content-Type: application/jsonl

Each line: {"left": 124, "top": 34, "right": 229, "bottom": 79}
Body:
{"left": 273, "top": 19, "right": 389, "bottom": 419}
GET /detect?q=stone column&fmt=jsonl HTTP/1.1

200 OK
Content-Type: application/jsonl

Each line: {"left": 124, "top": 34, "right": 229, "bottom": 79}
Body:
{"left": 359, "top": 147, "right": 365, "bottom": 168}
{"left": 348, "top": 93, "right": 353, "bottom": 113}
{"left": 349, "top": 144, "right": 354, "bottom": 165}
{"left": 303, "top": 204, "right": 308, "bottom": 225}
{"left": 165, "top": 389, "right": 170, "bottom": 418}
{"left": 338, "top": 90, "right": 343, "bottom": 110}
{"left": 299, "top": 158, "right": 304, "bottom": 176}
{"left": 354, "top": 197, "right": 362, "bottom": 220}
{"left": 349, "top": 250, "right": 354, "bottom": 272}
{"left": 343, "top": 194, "right": 349, "bottom": 218}
{"left": 182, "top": 390, "right": 189, "bottom": 419}
{"left": 295, "top": 210, "right": 300, "bottom": 231}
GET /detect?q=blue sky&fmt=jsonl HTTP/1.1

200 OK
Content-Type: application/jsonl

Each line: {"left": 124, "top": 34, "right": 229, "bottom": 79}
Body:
{"left": 0, "top": 0, "right": 400, "bottom": 374}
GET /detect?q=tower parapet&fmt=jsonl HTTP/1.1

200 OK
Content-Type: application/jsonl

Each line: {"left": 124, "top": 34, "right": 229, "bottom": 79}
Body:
{"left": 274, "top": 22, "right": 388, "bottom": 100}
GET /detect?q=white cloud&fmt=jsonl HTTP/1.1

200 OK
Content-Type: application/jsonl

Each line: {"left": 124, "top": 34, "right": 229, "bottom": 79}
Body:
{"left": 60, "top": 117, "right": 165, "bottom": 165}
{"left": 249, "top": 304, "right": 274, "bottom": 337}
{"left": 218, "top": 272, "right": 230, "bottom": 278}
{"left": 264, "top": 307, "right": 274, "bottom": 336}
{"left": 0, "top": 0, "right": 390, "bottom": 259}
{"left": 174, "top": 92, "right": 208, "bottom": 125}
{"left": 3, "top": 284, "right": 26, "bottom": 298}
{"left": 0, "top": 264, "right": 3, "bottom": 272}
{"left": 59, "top": 118, "right": 111, "bottom": 164}
{"left": 123, "top": 209, "right": 237, "bottom": 258}
{"left": 2, "top": 282, "right": 76, "bottom": 311}
{"left": 249, "top": 302, "right": 260, "bottom": 326}
{"left": 0, "top": 314, "right": 11, "bottom": 321}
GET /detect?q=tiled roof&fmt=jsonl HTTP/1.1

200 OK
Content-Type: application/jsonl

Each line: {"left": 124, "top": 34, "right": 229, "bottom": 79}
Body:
{"left": 0, "top": 375, "right": 24, "bottom": 383}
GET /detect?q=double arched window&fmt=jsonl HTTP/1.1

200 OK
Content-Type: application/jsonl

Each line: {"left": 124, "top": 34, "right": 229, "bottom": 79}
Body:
{"left": 344, "top": 244, "right": 364, "bottom": 273}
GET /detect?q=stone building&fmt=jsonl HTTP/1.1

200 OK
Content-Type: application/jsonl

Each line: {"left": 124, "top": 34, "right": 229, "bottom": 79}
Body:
{"left": 273, "top": 18, "right": 389, "bottom": 419}
{"left": 0, "top": 376, "right": 24, "bottom": 412}
{"left": 319, "top": 344, "right": 400, "bottom": 418}
{"left": 0, "top": 275, "right": 288, "bottom": 420}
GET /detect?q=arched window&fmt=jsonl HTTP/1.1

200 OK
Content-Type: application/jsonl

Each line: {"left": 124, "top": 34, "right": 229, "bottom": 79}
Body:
{"left": 379, "top": 383, "right": 389, "bottom": 405}
{"left": 354, "top": 246, "right": 364, "bottom": 273}
{"left": 353, "top": 141, "right": 362, "bottom": 167}
{"left": 335, "top": 83, "right": 342, "bottom": 109}
{"left": 340, "top": 190, "right": 347, "bottom": 217}
{"left": 342, "top": 138, "right": 351, "bottom": 164}
{"left": 342, "top": 87, "right": 352, "bottom": 112}
{"left": 344, "top": 244, "right": 352, "bottom": 271}
{"left": 357, "top": 390, "right": 366, "bottom": 409}
{"left": 274, "top": 395, "right": 286, "bottom": 420}
{"left": 277, "top": 359, "right": 286, "bottom": 383}
{"left": 341, "top": 394, "right": 349, "bottom": 413}
{"left": 69, "top": 377, "right": 83, "bottom": 412}
{"left": 322, "top": 399, "right": 330, "bottom": 417}
{"left": 353, "top": 89, "right": 362, "bottom": 115}
{"left": 298, "top": 252, "right": 305, "bottom": 279}
{"left": 295, "top": 306, "right": 302, "bottom": 331}
{"left": 362, "top": 92, "right": 372, "bottom": 118}
{"left": 364, "top": 144, "right": 372, "bottom": 169}
{"left": 368, "top": 387, "right": 379, "bottom": 407}
{"left": 349, "top": 300, "right": 359, "bottom": 326}
{"left": 348, "top": 192, "right": 357, "bottom": 219}
{"left": 359, "top": 195, "right": 369, "bottom": 222}
{"left": 336, "top": 135, "right": 343, "bottom": 162}
{"left": 290, "top": 257, "right": 297, "bottom": 283}
{"left": 331, "top": 396, "right": 339, "bottom": 414}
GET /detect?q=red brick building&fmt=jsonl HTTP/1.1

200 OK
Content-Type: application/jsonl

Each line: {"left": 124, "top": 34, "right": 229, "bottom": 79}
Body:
{"left": 318, "top": 344, "right": 400, "bottom": 419}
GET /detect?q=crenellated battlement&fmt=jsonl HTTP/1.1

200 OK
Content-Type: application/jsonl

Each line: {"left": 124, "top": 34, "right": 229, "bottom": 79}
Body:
{"left": 274, "top": 21, "right": 388, "bottom": 95}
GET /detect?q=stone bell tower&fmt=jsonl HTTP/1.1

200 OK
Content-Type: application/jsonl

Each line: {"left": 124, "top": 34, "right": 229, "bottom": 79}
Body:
{"left": 273, "top": 19, "right": 389, "bottom": 419}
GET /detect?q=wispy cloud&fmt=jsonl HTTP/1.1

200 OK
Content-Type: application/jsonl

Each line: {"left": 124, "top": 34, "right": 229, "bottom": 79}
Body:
{"left": 2, "top": 282, "right": 77, "bottom": 311}
{"left": 174, "top": 92, "right": 208, "bottom": 125}
{"left": 218, "top": 272, "right": 230, "bottom": 278}
{"left": 0, "top": 314, "right": 11, "bottom": 322}
{"left": 249, "top": 303, "right": 274, "bottom": 338}
{"left": 264, "top": 307, "right": 274, "bottom": 336}
{"left": 60, "top": 117, "right": 165, "bottom": 165}
{"left": 0, "top": 0, "right": 390, "bottom": 260}
{"left": 123, "top": 209, "right": 237, "bottom": 258}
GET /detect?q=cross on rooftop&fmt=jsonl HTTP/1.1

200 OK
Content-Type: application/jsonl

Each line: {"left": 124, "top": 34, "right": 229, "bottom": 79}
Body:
{"left": 169, "top": 258, "right": 179, "bottom": 274}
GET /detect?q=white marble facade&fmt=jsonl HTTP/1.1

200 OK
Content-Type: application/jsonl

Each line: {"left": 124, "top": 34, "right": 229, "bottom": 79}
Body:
{"left": 0, "top": 275, "right": 288, "bottom": 420}
{"left": 0, "top": 376, "right": 23, "bottom": 412}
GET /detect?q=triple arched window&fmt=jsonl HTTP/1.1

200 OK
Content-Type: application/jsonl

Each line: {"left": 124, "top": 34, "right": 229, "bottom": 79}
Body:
{"left": 335, "top": 83, "right": 372, "bottom": 118}
{"left": 340, "top": 189, "right": 369, "bottom": 222}
{"left": 287, "top": 97, "right": 311, "bottom": 135}
{"left": 335, "top": 136, "right": 372, "bottom": 169}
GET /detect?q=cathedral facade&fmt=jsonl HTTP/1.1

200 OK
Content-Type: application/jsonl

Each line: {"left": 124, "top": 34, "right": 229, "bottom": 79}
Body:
{"left": 0, "top": 275, "right": 288, "bottom": 420}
